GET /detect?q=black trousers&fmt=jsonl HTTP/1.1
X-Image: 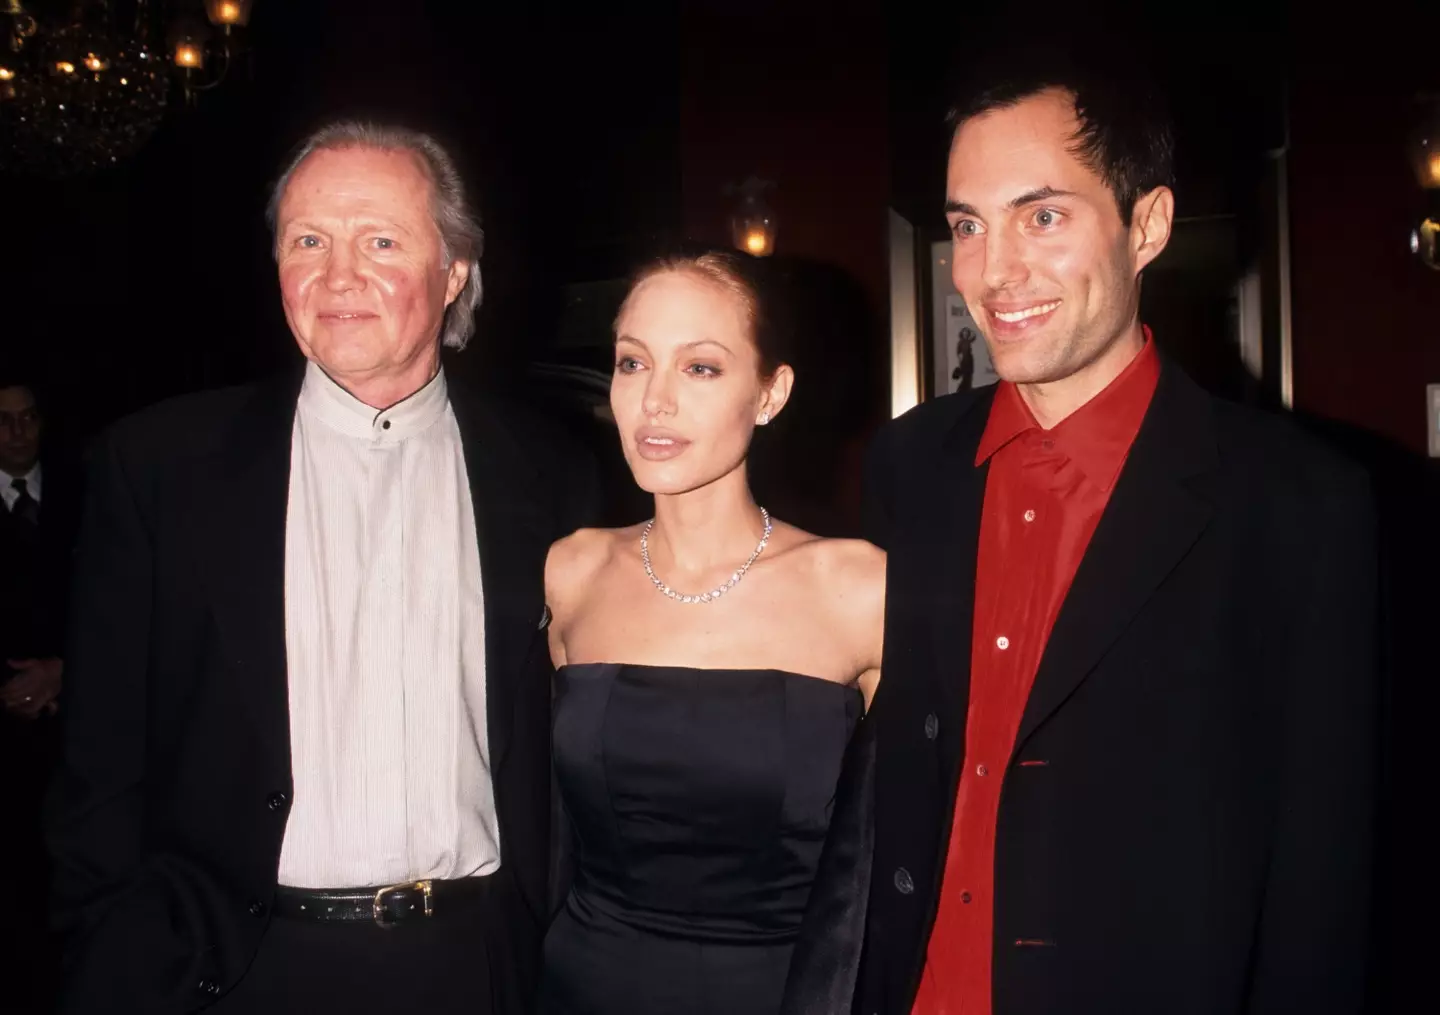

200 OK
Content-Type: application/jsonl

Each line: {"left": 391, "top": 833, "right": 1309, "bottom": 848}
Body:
{"left": 211, "top": 871, "right": 538, "bottom": 1015}
{"left": 0, "top": 712, "right": 61, "bottom": 1015}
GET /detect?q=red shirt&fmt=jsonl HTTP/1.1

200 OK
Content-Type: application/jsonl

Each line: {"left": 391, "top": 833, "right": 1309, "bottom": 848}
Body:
{"left": 911, "top": 336, "right": 1160, "bottom": 1015}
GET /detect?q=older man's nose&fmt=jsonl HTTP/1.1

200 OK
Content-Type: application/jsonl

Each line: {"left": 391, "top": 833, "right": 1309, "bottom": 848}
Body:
{"left": 322, "top": 249, "right": 363, "bottom": 292}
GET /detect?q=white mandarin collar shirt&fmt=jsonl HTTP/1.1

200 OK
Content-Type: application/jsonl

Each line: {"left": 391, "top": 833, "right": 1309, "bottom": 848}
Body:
{"left": 277, "top": 361, "right": 497, "bottom": 889}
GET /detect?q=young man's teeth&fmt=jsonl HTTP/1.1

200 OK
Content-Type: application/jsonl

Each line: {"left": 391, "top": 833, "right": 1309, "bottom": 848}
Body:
{"left": 994, "top": 301, "right": 1060, "bottom": 323}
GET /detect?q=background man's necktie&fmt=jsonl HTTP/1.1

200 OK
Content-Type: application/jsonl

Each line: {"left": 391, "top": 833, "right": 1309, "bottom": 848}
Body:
{"left": 9, "top": 478, "right": 40, "bottom": 527}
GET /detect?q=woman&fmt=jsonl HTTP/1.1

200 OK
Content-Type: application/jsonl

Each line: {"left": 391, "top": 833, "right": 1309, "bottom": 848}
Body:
{"left": 539, "top": 251, "right": 884, "bottom": 1014}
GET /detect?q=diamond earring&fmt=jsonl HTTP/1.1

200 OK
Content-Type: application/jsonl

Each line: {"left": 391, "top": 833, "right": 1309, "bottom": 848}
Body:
{"left": 758, "top": 411, "right": 770, "bottom": 426}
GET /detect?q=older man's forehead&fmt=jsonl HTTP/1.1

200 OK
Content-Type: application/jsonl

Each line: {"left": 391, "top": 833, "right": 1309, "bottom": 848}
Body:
{"left": 287, "top": 145, "right": 432, "bottom": 194}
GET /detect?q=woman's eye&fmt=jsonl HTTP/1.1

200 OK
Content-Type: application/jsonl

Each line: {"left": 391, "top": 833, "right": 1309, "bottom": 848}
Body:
{"left": 615, "top": 357, "right": 643, "bottom": 374}
{"left": 687, "top": 363, "right": 720, "bottom": 377}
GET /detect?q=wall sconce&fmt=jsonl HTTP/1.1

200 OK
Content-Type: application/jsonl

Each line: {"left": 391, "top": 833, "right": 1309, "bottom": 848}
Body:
{"left": 165, "top": 10, "right": 250, "bottom": 106}
{"left": 1408, "top": 94, "right": 1440, "bottom": 271}
{"left": 726, "top": 176, "right": 778, "bottom": 257}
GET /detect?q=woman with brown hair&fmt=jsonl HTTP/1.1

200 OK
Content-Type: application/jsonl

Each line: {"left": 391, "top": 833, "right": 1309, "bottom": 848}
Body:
{"left": 539, "top": 251, "right": 883, "bottom": 1014}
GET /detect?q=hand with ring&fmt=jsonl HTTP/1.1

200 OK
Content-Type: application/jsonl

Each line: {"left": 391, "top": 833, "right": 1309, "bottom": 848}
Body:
{"left": 2, "top": 658, "right": 62, "bottom": 720}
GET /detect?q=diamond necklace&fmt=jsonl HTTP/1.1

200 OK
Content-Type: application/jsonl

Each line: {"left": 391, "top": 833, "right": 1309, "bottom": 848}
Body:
{"left": 641, "top": 507, "right": 772, "bottom": 604}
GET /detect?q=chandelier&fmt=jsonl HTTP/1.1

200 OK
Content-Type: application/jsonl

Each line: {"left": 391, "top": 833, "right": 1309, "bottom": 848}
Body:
{"left": 0, "top": 1, "right": 255, "bottom": 177}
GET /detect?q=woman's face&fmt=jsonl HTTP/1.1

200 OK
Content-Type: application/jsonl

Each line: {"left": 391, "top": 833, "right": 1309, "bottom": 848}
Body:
{"left": 610, "top": 270, "right": 791, "bottom": 496}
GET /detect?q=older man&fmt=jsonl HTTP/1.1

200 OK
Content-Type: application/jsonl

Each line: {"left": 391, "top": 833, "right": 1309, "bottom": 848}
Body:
{"left": 48, "top": 123, "right": 597, "bottom": 1014}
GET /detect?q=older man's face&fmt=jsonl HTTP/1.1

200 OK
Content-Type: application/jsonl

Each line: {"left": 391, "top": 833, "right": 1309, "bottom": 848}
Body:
{"left": 275, "top": 146, "right": 468, "bottom": 391}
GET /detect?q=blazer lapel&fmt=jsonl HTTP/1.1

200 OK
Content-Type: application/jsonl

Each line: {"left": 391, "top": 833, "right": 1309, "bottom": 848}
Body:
{"left": 449, "top": 385, "right": 552, "bottom": 775}
{"left": 1015, "top": 362, "right": 1219, "bottom": 750}
{"left": 203, "top": 372, "right": 303, "bottom": 764}
{"left": 927, "top": 390, "right": 994, "bottom": 779}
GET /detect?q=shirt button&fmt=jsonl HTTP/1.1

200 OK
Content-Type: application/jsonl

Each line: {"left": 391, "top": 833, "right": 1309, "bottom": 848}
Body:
{"left": 1023, "top": 509, "right": 1036, "bottom": 523}
{"left": 996, "top": 636, "right": 1010, "bottom": 650}
{"left": 977, "top": 763, "right": 990, "bottom": 777}
{"left": 924, "top": 713, "right": 939, "bottom": 740}
{"left": 893, "top": 868, "right": 915, "bottom": 895}
{"left": 248, "top": 899, "right": 268, "bottom": 918}
{"left": 381, "top": 419, "right": 392, "bottom": 430}
{"left": 1040, "top": 438, "right": 1055, "bottom": 450}
{"left": 198, "top": 979, "right": 220, "bottom": 996}
{"left": 961, "top": 891, "right": 973, "bottom": 904}
{"left": 266, "top": 791, "right": 288, "bottom": 812}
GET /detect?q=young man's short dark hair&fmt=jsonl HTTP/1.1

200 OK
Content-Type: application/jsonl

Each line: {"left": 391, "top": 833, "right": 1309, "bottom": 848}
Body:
{"left": 947, "top": 38, "right": 1175, "bottom": 225}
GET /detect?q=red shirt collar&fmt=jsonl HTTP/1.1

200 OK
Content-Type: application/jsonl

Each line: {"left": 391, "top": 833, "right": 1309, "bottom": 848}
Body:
{"left": 975, "top": 329, "right": 1160, "bottom": 493}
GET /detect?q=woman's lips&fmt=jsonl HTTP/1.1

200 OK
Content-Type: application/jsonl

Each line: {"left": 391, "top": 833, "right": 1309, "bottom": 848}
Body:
{"left": 634, "top": 427, "right": 691, "bottom": 461}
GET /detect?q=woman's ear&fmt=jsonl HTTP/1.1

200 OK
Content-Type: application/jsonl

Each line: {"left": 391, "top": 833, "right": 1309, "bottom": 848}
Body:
{"left": 756, "top": 364, "right": 794, "bottom": 426}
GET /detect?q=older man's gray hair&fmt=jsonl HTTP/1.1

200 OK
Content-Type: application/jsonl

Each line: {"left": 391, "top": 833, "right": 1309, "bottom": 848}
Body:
{"left": 266, "top": 121, "right": 485, "bottom": 351}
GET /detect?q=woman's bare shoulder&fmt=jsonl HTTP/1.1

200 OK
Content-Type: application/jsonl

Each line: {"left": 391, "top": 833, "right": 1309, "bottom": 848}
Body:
{"left": 546, "top": 525, "right": 642, "bottom": 602}
{"left": 792, "top": 533, "right": 886, "bottom": 584}
{"left": 764, "top": 524, "right": 885, "bottom": 609}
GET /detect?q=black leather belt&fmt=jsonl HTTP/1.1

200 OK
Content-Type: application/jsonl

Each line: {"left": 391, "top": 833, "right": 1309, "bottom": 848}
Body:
{"left": 273, "top": 876, "right": 494, "bottom": 926}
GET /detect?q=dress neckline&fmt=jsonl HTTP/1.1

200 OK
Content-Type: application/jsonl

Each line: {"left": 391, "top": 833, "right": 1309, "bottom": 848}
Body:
{"left": 558, "top": 661, "right": 862, "bottom": 698}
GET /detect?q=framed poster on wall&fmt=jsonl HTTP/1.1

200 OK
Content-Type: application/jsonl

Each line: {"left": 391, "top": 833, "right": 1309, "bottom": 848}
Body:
{"left": 929, "top": 240, "right": 998, "bottom": 397}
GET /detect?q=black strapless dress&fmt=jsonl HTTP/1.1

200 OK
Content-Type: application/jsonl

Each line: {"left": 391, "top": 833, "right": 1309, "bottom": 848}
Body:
{"left": 539, "top": 662, "right": 864, "bottom": 1015}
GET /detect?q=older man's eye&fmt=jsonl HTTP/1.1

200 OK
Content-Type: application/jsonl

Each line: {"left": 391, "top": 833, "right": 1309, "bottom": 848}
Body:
{"left": 295, "top": 235, "right": 320, "bottom": 249}
{"left": 374, "top": 237, "right": 396, "bottom": 250}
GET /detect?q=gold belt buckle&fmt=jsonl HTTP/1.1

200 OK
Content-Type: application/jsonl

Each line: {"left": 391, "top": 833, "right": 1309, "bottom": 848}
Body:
{"left": 372, "top": 879, "right": 433, "bottom": 927}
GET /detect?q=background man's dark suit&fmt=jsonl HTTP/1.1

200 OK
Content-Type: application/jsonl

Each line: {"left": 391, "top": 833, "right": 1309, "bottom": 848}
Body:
{"left": 46, "top": 371, "right": 596, "bottom": 1013}
{"left": 0, "top": 451, "right": 81, "bottom": 1013}
{"left": 0, "top": 453, "right": 81, "bottom": 663}
{"left": 858, "top": 358, "right": 1379, "bottom": 1015}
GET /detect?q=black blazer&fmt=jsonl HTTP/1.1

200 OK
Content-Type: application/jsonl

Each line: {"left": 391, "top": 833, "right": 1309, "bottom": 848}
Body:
{"left": 857, "top": 360, "right": 1379, "bottom": 1015}
{"left": 46, "top": 370, "right": 597, "bottom": 1014}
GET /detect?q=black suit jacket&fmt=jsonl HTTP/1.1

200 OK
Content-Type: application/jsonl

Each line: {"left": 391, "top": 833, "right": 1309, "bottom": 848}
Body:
{"left": 0, "top": 451, "right": 82, "bottom": 662}
{"left": 857, "top": 359, "right": 1379, "bottom": 1015}
{"left": 46, "top": 371, "right": 597, "bottom": 1014}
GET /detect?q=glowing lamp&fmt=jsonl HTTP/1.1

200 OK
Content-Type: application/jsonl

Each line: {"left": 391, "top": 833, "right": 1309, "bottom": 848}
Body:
{"left": 1408, "top": 95, "right": 1440, "bottom": 190}
{"left": 1408, "top": 95, "right": 1440, "bottom": 271}
{"left": 728, "top": 177, "right": 778, "bottom": 259}
{"left": 173, "top": 43, "right": 204, "bottom": 69}
{"left": 204, "top": 0, "right": 254, "bottom": 28}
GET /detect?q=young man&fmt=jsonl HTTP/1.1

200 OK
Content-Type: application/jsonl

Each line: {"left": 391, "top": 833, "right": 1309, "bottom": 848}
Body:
{"left": 859, "top": 52, "right": 1378, "bottom": 1015}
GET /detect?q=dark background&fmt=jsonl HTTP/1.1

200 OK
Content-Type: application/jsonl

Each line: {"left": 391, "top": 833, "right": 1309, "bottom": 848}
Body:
{"left": 4, "top": 2, "right": 1438, "bottom": 1010}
